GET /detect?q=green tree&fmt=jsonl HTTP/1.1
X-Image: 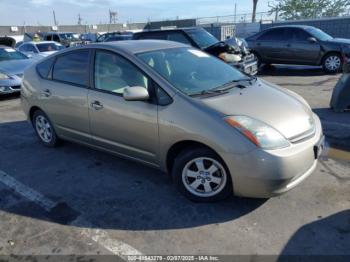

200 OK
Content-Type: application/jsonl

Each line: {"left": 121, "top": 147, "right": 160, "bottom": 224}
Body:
{"left": 269, "top": 0, "right": 350, "bottom": 20}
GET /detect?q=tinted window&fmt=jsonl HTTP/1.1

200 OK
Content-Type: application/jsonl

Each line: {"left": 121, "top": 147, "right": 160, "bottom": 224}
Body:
{"left": 258, "top": 28, "right": 287, "bottom": 41}
{"left": 167, "top": 32, "right": 191, "bottom": 45}
{"left": 290, "top": 29, "right": 311, "bottom": 42}
{"left": 37, "top": 57, "right": 55, "bottom": 79}
{"left": 135, "top": 32, "right": 166, "bottom": 40}
{"left": 94, "top": 50, "right": 149, "bottom": 95}
{"left": 306, "top": 27, "right": 333, "bottom": 41}
{"left": 53, "top": 50, "right": 90, "bottom": 86}
{"left": 186, "top": 28, "right": 219, "bottom": 49}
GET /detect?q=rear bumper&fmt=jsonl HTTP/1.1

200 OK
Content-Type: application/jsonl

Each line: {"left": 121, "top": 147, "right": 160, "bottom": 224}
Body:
{"left": 221, "top": 114, "right": 324, "bottom": 198}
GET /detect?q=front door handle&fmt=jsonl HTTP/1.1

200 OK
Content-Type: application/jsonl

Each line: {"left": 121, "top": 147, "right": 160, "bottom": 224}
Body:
{"left": 91, "top": 101, "right": 103, "bottom": 110}
{"left": 42, "top": 89, "right": 51, "bottom": 97}
{"left": 286, "top": 43, "right": 291, "bottom": 47}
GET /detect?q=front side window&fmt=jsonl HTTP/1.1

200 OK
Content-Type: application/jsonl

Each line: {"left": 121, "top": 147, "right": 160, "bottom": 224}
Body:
{"left": 290, "top": 29, "right": 311, "bottom": 42}
{"left": 306, "top": 27, "right": 333, "bottom": 41}
{"left": 52, "top": 50, "right": 90, "bottom": 86}
{"left": 167, "top": 32, "right": 191, "bottom": 45}
{"left": 137, "top": 47, "right": 247, "bottom": 96}
{"left": 94, "top": 50, "right": 149, "bottom": 95}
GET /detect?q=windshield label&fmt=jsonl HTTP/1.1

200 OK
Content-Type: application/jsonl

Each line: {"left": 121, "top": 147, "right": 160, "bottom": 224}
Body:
{"left": 5, "top": 48, "right": 15, "bottom": 52}
{"left": 188, "top": 49, "right": 210, "bottom": 58}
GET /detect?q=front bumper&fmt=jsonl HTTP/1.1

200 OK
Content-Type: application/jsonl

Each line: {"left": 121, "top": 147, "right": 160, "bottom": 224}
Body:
{"left": 221, "top": 113, "right": 324, "bottom": 198}
{"left": 0, "top": 76, "right": 22, "bottom": 94}
{"left": 229, "top": 55, "right": 258, "bottom": 76}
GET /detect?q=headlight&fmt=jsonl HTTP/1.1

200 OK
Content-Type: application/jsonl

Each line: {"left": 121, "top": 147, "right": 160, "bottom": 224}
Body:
{"left": 224, "top": 116, "right": 290, "bottom": 150}
{"left": 0, "top": 72, "right": 10, "bottom": 80}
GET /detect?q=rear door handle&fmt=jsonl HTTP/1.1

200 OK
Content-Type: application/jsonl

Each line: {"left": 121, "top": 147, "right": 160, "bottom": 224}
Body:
{"left": 286, "top": 44, "right": 291, "bottom": 47}
{"left": 42, "top": 89, "right": 51, "bottom": 97}
{"left": 91, "top": 101, "right": 103, "bottom": 110}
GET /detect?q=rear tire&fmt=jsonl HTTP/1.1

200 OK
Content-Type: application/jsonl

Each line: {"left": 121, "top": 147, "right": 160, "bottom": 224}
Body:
{"left": 172, "top": 147, "right": 233, "bottom": 202}
{"left": 322, "top": 53, "right": 342, "bottom": 74}
{"left": 32, "top": 110, "right": 60, "bottom": 147}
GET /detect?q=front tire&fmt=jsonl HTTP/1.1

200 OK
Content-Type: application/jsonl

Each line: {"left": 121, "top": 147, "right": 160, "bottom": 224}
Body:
{"left": 32, "top": 110, "right": 60, "bottom": 147}
{"left": 172, "top": 148, "right": 232, "bottom": 202}
{"left": 323, "top": 53, "right": 342, "bottom": 73}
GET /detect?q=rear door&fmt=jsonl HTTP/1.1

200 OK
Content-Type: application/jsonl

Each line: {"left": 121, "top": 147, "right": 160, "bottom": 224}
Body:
{"left": 88, "top": 50, "right": 159, "bottom": 165}
{"left": 285, "top": 28, "right": 321, "bottom": 64}
{"left": 255, "top": 28, "right": 289, "bottom": 63}
{"left": 39, "top": 49, "right": 91, "bottom": 143}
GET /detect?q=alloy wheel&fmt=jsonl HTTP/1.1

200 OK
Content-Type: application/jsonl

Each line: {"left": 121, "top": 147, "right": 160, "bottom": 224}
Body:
{"left": 35, "top": 115, "right": 53, "bottom": 143}
{"left": 182, "top": 157, "right": 227, "bottom": 198}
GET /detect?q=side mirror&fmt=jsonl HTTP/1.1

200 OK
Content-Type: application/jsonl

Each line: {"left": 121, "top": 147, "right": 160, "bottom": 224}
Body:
{"left": 123, "top": 86, "right": 149, "bottom": 101}
{"left": 308, "top": 37, "right": 317, "bottom": 43}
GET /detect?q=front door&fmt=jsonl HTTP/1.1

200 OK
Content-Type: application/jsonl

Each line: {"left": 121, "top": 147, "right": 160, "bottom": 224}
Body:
{"left": 88, "top": 50, "right": 159, "bottom": 165}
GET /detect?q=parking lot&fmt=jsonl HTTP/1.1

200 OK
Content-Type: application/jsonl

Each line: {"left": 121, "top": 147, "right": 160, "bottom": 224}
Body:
{"left": 0, "top": 65, "right": 349, "bottom": 258}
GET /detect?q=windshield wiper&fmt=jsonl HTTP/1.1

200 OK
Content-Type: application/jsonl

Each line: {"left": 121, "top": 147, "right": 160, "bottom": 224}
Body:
{"left": 190, "top": 89, "right": 229, "bottom": 97}
{"left": 213, "top": 78, "right": 253, "bottom": 91}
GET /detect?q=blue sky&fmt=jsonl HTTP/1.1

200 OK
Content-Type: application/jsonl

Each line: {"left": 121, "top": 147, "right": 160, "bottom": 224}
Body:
{"left": 0, "top": 0, "right": 271, "bottom": 25}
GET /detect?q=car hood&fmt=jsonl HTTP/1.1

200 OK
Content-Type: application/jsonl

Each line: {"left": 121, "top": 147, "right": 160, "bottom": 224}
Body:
{"left": 326, "top": 38, "right": 350, "bottom": 45}
{"left": 200, "top": 79, "right": 314, "bottom": 139}
{"left": 0, "top": 59, "right": 34, "bottom": 76}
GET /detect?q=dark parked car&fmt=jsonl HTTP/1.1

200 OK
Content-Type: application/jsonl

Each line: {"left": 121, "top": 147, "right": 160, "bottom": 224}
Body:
{"left": 96, "top": 32, "right": 133, "bottom": 42}
{"left": 133, "top": 27, "right": 258, "bottom": 75}
{"left": 245, "top": 25, "right": 350, "bottom": 73}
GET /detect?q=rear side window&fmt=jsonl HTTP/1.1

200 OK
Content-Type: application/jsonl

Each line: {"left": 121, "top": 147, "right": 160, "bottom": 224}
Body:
{"left": 37, "top": 57, "right": 55, "bottom": 79}
{"left": 258, "top": 28, "right": 287, "bottom": 41}
{"left": 52, "top": 50, "right": 90, "bottom": 86}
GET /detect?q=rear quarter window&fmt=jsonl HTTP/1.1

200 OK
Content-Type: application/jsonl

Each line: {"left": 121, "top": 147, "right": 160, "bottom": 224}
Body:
{"left": 37, "top": 57, "right": 55, "bottom": 79}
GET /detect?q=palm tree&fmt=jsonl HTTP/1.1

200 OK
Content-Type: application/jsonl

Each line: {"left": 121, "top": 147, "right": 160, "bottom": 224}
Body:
{"left": 252, "top": 0, "right": 259, "bottom": 22}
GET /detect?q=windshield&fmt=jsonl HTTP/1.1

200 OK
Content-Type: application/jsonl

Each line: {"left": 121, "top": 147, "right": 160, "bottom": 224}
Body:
{"left": 186, "top": 28, "right": 219, "bottom": 49}
{"left": 0, "top": 48, "right": 28, "bottom": 61}
{"left": 137, "top": 47, "right": 247, "bottom": 96}
{"left": 306, "top": 27, "right": 333, "bottom": 41}
{"left": 36, "top": 43, "right": 64, "bottom": 52}
{"left": 59, "top": 33, "right": 78, "bottom": 40}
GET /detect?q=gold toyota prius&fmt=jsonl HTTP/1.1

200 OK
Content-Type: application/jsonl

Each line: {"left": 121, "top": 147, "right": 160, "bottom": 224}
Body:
{"left": 21, "top": 40, "right": 325, "bottom": 202}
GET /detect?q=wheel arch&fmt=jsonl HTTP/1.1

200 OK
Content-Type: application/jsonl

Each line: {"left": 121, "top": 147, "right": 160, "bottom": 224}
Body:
{"left": 29, "top": 106, "right": 44, "bottom": 123}
{"left": 166, "top": 140, "right": 226, "bottom": 174}
{"left": 320, "top": 51, "right": 342, "bottom": 66}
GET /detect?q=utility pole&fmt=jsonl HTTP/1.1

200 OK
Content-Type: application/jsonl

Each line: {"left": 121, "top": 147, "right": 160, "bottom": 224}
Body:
{"left": 234, "top": 2, "right": 237, "bottom": 23}
{"left": 78, "top": 14, "right": 82, "bottom": 25}
{"left": 53, "top": 10, "right": 58, "bottom": 26}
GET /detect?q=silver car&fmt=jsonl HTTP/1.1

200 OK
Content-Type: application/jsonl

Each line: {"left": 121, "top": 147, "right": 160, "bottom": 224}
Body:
{"left": 0, "top": 45, "right": 34, "bottom": 94}
{"left": 21, "top": 40, "right": 324, "bottom": 202}
{"left": 17, "top": 41, "right": 64, "bottom": 58}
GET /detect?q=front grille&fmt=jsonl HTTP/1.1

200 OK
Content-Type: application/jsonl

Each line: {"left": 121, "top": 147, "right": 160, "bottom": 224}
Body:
{"left": 10, "top": 85, "right": 21, "bottom": 90}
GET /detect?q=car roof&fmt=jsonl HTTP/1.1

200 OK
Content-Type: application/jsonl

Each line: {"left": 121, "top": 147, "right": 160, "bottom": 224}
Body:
{"left": 134, "top": 27, "right": 199, "bottom": 34}
{"left": 265, "top": 25, "right": 316, "bottom": 30}
{"left": 22, "top": 41, "right": 59, "bottom": 45}
{"left": 92, "top": 40, "right": 188, "bottom": 54}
